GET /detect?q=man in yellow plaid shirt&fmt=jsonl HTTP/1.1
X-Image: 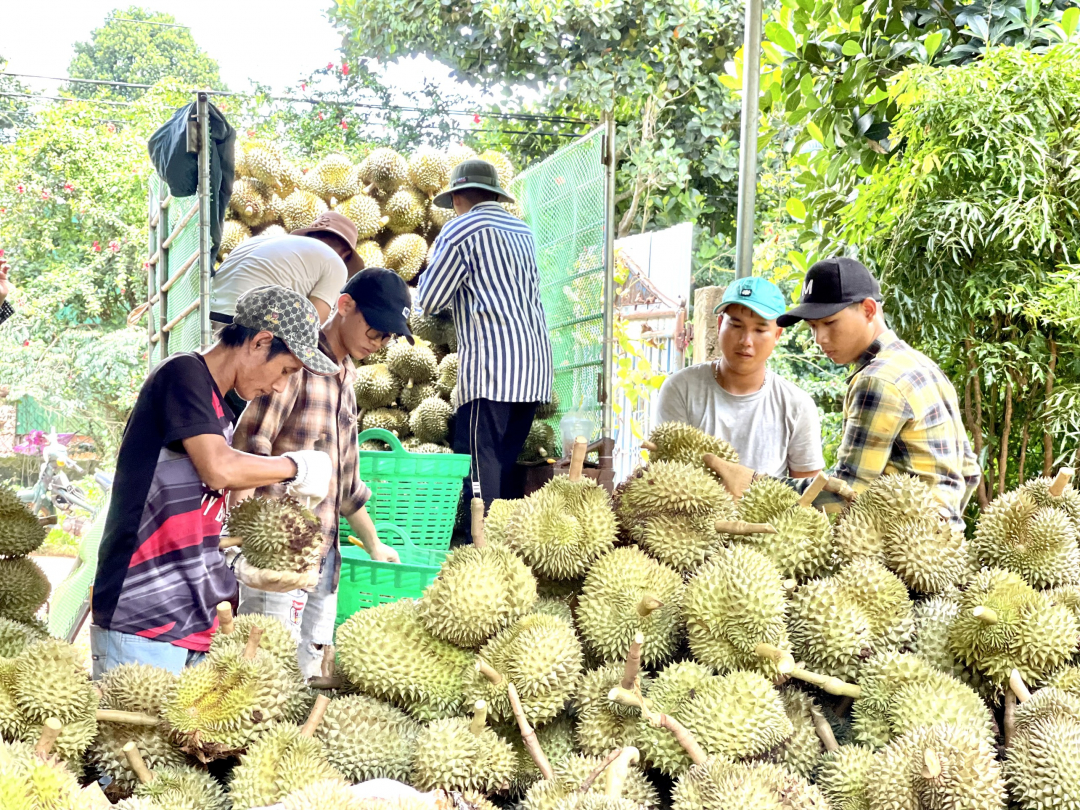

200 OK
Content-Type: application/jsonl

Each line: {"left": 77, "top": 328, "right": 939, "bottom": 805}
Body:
{"left": 776, "top": 257, "right": 980, "bottom": 527}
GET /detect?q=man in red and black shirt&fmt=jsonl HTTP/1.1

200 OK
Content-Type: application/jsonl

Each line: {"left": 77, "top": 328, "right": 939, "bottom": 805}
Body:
{"left": 91, "top": 286, "right": 338, "bottom": 677}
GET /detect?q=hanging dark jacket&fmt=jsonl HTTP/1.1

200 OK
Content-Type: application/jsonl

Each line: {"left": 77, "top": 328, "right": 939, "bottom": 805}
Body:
{"left": 147, "top": 100, "right": 235, "bottom": 261}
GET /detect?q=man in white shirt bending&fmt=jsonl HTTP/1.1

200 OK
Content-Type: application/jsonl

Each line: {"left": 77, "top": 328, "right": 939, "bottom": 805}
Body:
{"left": 654, "top": 276, "right": 824, "bottom": 478}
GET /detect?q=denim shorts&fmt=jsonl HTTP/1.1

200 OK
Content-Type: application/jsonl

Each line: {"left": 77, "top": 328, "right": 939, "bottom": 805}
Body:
{"left": 90, "top": 625, "right": 204, "bottom": 680}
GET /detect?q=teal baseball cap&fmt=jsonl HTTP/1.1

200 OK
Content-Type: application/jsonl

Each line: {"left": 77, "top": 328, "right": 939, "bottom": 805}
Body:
{"left": 713, "top": 276, "right": 787, "bottom": 321}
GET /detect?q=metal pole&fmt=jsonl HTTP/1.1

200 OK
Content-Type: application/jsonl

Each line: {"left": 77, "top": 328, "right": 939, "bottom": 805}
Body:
{"left": 733, "top": 0, "right": 764, "bottom": 279}
{"left": 157, "top": 182, "right": 169, "bottom": 360}
{"left": 601, "top": 117, "right": 617, "bottom": 439}
{"left": 196, "top": 91, "right": 213, "bottom": 350}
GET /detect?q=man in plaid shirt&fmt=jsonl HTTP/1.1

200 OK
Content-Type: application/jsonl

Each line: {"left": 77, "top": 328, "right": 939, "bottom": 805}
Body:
{"left": 232, "top": 268, "right": 412, "bottom": 676}
{"left": 776, "top": 258, "right": 980, "bottom": 527}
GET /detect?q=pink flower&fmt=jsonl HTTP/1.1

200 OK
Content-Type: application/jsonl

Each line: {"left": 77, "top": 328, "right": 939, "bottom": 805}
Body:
{"left": 342, "top": 63, "right": 350, "bottom": 75}
{"left": 41, "top": 190, "right": 49, "bottom": 200}
{"left": 106, "top": 123, "right": 116, "bottom": 133}
{"left": 301, "top": 82, "right": 307, "bottom": 92}
{"left": 473, "top": 114, "right": 481, "bottom": 124}
{"left": 340, "top": 119, "right": 348, "bottom": 130}
{"left": 15, "top": 184, "right": 24, "bottom": 194}
{"left": 63, "top": 182, "right": 74, "bottom": 192}
{"left": 0, "top": 249, "right": 4, "bottom": 257}
{"left": 327, "top": 62, "right": 334, "bottom": 71}
{"left": 318, "top": 112, "right": 324, "bottom": 121}
{"left": 109, "top": 239, "right": 121, "bottom": 252}
{"left": 0, "top": 208, "right": 5, "bottom": 215}
{"left": 22, "top": 340, "right": 29, "bottom": 347}
{"left": 92, "top": 241, "right": 101, "bottom": 252}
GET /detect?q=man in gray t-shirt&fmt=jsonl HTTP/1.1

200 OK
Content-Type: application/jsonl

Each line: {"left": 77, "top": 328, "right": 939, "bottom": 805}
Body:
{"left": 655, "top": 276, "right": 824, "bottom": 478}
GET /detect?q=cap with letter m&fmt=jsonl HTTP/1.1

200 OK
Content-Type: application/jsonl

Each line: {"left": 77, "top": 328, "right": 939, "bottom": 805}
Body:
{"left": 776, "top": 257, "right": 882, "bottom": 327}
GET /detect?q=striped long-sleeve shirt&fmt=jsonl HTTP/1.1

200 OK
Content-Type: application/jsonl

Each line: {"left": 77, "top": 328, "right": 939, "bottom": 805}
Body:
{"left": 417, "top": 202, "right": 553, "bottom": 406}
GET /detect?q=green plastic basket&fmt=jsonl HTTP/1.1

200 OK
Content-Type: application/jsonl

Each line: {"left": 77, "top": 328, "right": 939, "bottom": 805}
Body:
{"left": 335, "top": 524, "right": 448, "bottom": 627}
{"left": 339, "top": 428, "right": 470, "bottom": 551}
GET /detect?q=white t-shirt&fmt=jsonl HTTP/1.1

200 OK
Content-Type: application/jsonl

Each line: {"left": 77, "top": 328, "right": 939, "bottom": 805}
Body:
{"left": 654, "top": 364, "right": 825, "bottom": 477}
{"left": 210, "top": 234, "right": 347, "bottom": 316}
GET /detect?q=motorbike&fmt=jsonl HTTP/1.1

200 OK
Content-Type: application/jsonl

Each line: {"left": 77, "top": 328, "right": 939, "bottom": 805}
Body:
{"left": 17, "top": 431, "right": 112, "bottom": 525}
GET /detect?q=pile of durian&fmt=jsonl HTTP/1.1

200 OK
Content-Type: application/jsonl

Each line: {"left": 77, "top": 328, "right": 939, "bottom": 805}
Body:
{"left": 220, "top": 141, "right": 522, "bottom": 284}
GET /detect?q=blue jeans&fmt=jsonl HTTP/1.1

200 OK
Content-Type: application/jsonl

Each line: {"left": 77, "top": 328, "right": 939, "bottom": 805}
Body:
{"left": 90, "top": 625, "right": 205, "bottom": 679}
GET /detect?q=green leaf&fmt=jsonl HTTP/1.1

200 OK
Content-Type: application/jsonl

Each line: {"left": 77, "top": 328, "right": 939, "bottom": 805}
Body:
{"left": 864, "top": 87, "right": 889, "bottom": 105}
{"left": 1064, "top": 7, "right": 1079, "bottom": 36}
{"left": 924, "top": 31, "right": 944, "bottom": 59}
{"left": 786, "top": 198, "right": 807, "bottom": 220}
{"left": 765, "top": 21, "right": 798, "bottom": 53}
{"left": 841, "top": 39, "right": 861, "bottom": 56}
{"left": 806, "top": 120, "right": 826, "bottom": 144}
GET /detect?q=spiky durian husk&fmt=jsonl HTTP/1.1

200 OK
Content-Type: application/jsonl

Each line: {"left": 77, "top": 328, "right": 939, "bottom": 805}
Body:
{"left": 973, "top": 490, "right": 1080, "bottom": 588}
{"left": 1006, "top": 712, "right": 1080, "bottom": 810}
{"left": 384, "top": 188, "right": 427, "bottom": 234}
{"left": 0, "top": 615, "right": 46, "bottom": 658}
{"left": 410, "top": 715, "right": 516, "bottom": 793}
{"left": 409, "top": 396, "right": 454, "bottom": 444}
{"left": 911, "top": 593, "right": 966, "bottom": 678}
{"left": 361, "top": 406, "right": 410, "bottom": 438}
{"left": 314, "top": 694, "right": 419, "bottom": 782}
{"left": 733, "top": 502, "right": 834, "bottom": 582}
{"left": 362, "top": 148, "right": 409, "bottom": 192}
{"left": 816, "top": 744, "right": 876, "bottom": 810}
{"left": 398, "top": 382, "right": 440, "bottom": 411}
{"left": 485, "top": 499, "right": 519, "bottom": 548}
{"left": 884, "top": 515, "right": 970, "bottom": 594}
{"left": 387, "top": 339, "right": 438, "bottom": 388}
{"left": 132, "top": 764, "right": 230, "bottom": 810}
{"left": 519, "top": 420, "right": 557, "bottom": 463}
{"left": 503, "top": 714, "right": 579, "bottom": 795}
{"left": 218, "top": 219, "right": 252, "bottom": 260}
{"left": 446, "top": 143, "right": 478, "bottom": 168}
{"left": 308, "top": 153, "right": 359, "bottom": 204}
{"left": 336, "top": 194, "right": 385, "bottom": 240}
{"left": 522, "top": 751, "right": 659, "bottom": 810}
{"left": 354, "top": 363, "right": 402, "bottom": 410}
{"left": 777, "top": 688, "right": 827, "bottom": 778}
{"left": 355, "top": 239, "right": 385, "bottom": 269}
{"left": 0, "top": 738, "right": 91, "bottom": 810}
{"left": 409, "top": 147, "right": 451, "bottom": 194}
{"left": 0, "top": 555, "right": 50, "bottom": 622}
{"left": 436, "top": 352, "right": 459, "bottom": 399}
{"left": 229, "top": 177, "right": 276, "bottom": 227}
{"left": 409, "top": 310, "right": 456, "bottom": 345}
{"left": 0, "top": 487, "right": 47, "bottom": 556}
{"left": 225, "top": 495, "right": 322, "bottom": 573}
{"left": 646, "top": 421, "right": 739, "bottom": 469}
{"left": 228, "top": 723, "right": 343, "bottom": 810}
{"left": 280, "top": 189, "right": 329, "bottom": 231}
{"left": 477, "top": 150, "right": 516, "bottom": 188}
{"left": 281, "top": 779, "right": 355, "bottom": 810}
{"left": 1020, "top": 475, "right": 1080, "bottom": 529}
{"left": 385, "top": 233, "right": 428, "bottom": 281}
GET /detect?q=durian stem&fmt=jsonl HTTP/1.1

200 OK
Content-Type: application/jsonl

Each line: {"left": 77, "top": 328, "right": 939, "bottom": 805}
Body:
{"left": 714, "top": 519, "right": 777, "bottom": 535}
{"left": 1009, "top": 669, "right": 1032, "bottom": 703}
{"left": 621, "top": 632, "right": 644, "bottom": 691}
{"left": 797, "top": 473, "right": 830, "bottom": 508}
{"left": 701, "top": 454, "right": 754, "bottom": 500}
{"left": 216, "top": 602, "right": 234, "bottom": 635}
{"left": 470, "top": 700, "right": 488, "bottom": 735}
{"left": 608, "top": 686, "right": 644, "bottom": 711}
{"left": 307, "top": 676, "right": 344, "bottom": 690}
{"left": 476, "top": 659, "right": 504, "bottom": 686}
{"left": 34, "top": 718, "right": 62, "bottom": 757}
{"left": 95, "top": 710, "right": 160, "bottom": 727}
{"left": 1004, "top": 688, "right": 1017, "bottom": 747}
{"left": 320, "top": 644, "right": 336, "bottom": 679}
{"left": 973, "top": 606, "right": 998, "bottom": 625}
{"left": 824, "top": 476, "right": 856, "bottom": 502}
{"left": 604, "top": 746, "right": 640, "bottom": 799}
{"left": 640, "top": 440, "right": 658, "bottom": 453}
{"left": 471, "top": 497, "right": 486, "bottom": 548}
{"left": 579, "top": 748, "right": 623, "bottom": 793}
{"left": 507, "top": 681, "right": 554, "bottom": 780}
{"left": 788, "top": 666, "right": 862, "bottom": 698}
{"left": 834, "top": 696, "right": 854, "bottom": 717}
{"left": 81, "top": 782, "right": 112, "bottom": 808}
{"left": 122, "top": 742, "right": 155, "bottom": 784}
{"left": 569, "top": 436, "right": 588, "bottom": 482}
{"left": 645, "top": 710, "right": 707, "bottom": 766}
{"left": 921, "top": 748, "right": 941, "bottom": 780}
{"left": 809, "top": 706, "right": 840, "bottom": 753}
{"left": 300, "top": 695, "right": 331, "bottom": 738}
{"left": 753, "top": 643, "right": 796, "bottom": 675}
{"left": 782, "top": 578, "right": 798, "bottom": 593}
{"left": 1050, "top": 468, "right": 1075, "bottom": 497}
{"left": 636, "top": 595, "right": 664, "bottom": 617}
{"left": 219, "top": 536, "right": 242, "bottom": 549}
{"left": 243, "top": 625, "right": 264, "bottom": 659}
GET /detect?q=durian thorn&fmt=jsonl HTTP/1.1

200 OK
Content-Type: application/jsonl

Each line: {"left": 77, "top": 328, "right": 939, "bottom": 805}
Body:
{"left": 216, "top": 602, "right": 235, "bottom": 636}
{"left": 636, "top": 595, "right": 664, "bottom": 617}
{"left": 753, "top": 642, "right": 796, "bottom": 674}
{"left": 1004, "top": 688, "right": 1017, "bottom": 748}
{"left": 470, "top": 699, "right": 488, "bottom": 735}
{"left": 507, "top": 681, "right": 554, "bottom": 780}
{"left": 81, "top": 782, "right": 112, "bottom": 809}
{"left": 620, "top": 632, "right": 644, "bottom": 691}
{"left": 569, "top": 436, "right": 588, "bottom": 482}
{"left": 219, "top": 535, "right": 242, "bottom": 549}
{"left": 1050, "top": 467, "right": 1075, "bottom": 497}
{"left": 320, "top": 644, "right": 336, "bottom": 679}
{"left": 714, "top": 519, "right": 777, "bottom": 535}
{"left": 604, "top": 746, "right": 640, "bottom": 799}
{"left": 122, "top": 741, "right": 155, "bottom": 784}
{"left": 471, "top": 497, "right": 487, "bottom": 548}
{"left": 808, "top": 705, "right": 840, "bottom": 753}
{"left": 973, "top": 606, "right": 998, "bottom": 625}
{"left": 300, "top": 694, "right": 331, "bottom": 738}
{"left": 1009, "top": 669, "right": 1032, "bottom": 703}
{"left": 789, "top": 666, "right": 862, "bottom": 698}
{"left": 920, "top": 748, "right": 941, "bottom": 780}
{"left": 640, "top": 440, "right": 658, "bottom": 453}
{"left": 476, "top": 659, "right": 504, "bottom": 686}
{"left": 579, "top": 748, "right": 623, "bottom": 794}
{"left": 797, "top": 472, "right": 829, "bottom": 508}
{"left": 95, "top": 709, "right": 160, "bottom": 727}
{"left": 243, "top": 625, "right": 264, "bottom": 659}
{"left": 34, "top": 718, "right": 62, "bottom": 758}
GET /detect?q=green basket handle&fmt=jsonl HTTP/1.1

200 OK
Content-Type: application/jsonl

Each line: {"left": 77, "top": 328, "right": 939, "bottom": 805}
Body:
{"left": 357, "top": 427, "right": 408, "bottom": 455}
{"left": 372, "top": 522, "right": 416, "bottom": 551}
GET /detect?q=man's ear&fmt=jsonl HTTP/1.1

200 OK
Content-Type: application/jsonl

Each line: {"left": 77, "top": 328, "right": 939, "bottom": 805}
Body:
{"left": 862, "top": 298, "right": 878, "bottom": 322}
{"left": 336, "top": 293, "right": 355, "bottom": 315}
{"left": 252, "top": 330, "right": 276, "bottom": 353}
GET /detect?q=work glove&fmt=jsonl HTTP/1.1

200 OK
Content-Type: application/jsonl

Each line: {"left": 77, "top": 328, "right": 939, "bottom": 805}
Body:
{"left": 229, "top": 550, "right": 319, "bottom": 593}
{"left": 282, "top": 450, "right": 332, "bottom": 503}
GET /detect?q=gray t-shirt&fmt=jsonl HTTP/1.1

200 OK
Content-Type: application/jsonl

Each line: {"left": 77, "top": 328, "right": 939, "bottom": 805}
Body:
{"left": 654, "top": 364, "right": 825, "bottom": 477}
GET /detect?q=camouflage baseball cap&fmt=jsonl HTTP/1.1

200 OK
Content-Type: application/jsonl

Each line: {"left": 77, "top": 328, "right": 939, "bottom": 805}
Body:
{"left": 232, "top": 285, "right": 340, "bottom": 376}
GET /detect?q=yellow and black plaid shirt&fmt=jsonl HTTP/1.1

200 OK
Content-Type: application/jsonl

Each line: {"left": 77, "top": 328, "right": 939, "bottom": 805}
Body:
{"left": 803, "top": 329, "right": 980, "bottom": 526}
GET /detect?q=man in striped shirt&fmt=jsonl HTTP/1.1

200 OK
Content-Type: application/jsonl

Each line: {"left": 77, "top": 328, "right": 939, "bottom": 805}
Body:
{"left": 419, "top": 159, "right": 553, "bottom": 521}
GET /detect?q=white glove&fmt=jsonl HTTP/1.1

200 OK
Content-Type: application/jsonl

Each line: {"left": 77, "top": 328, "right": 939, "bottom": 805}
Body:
{"left": 282, "top": 450, "right": 332, "bottom": 503}
{"left": 231, "top": 551, "right": 319, "bottom": 593}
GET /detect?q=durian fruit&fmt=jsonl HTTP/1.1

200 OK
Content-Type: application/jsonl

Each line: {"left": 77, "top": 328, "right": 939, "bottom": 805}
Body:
{"left": 163, "top": 627, "right": 306, "bottom": 760}
{"left": 281, "top": 189, "right": 329, "bottom": 231}
{"left": 574, "top": 665, "right": 645, "bottom": 757}
{"left": 504, "top": 714, "right": 579, "bottom": 794}
{"left": 464, "top": 613, "right": 583, "bottom": 727}
{"left": 410, "top": 700, "right": 517, "bottom": 793}
{"left": 973, "top": 489, "right": 1080, "bottom": 588}
{"left": 336, "top": 194, "right": 387, "bottom": 240}
{"left": 355, "top": 239, "right": 385, "bottom": 269}
{"left": 0, "top": 615, "right": 46, "bottom": 658}
{"left": 522, "top": 751, "right": 659, "bottom": 810}
{"left": 684, "top": 544, "right": 792, "bottom": 677}
{"left": 409, "top": 396, "right": 454, "bottom": 443}
{"left": 256, "top": 223, "right": 287, "bottom": 238}
{"left": 409, "top": 146, "right": 451, "bottom": 196}
{"left": 384, "top": 188, "right": 428, "bottom": 234}
{"left": 733, "top": 477, "right": 833, "bottom": 582}
{"left": 0, "top": 554, "right": 50, "bottom": 622}
{"left": 399, "top": 382, "right": 440, "bottom": 412}
{"left": 307, "top": 153, "right": 359, "bottom": 205}
{"left": 314, "top": 694, "right": 419, "bottom": 783}
{"left": 387, "top": 338, "right": 438, "bottom": 388}
{"left": 13, "top": 639, "right": 97, "bottom": 759}
{"left": 245, "top": 141, "right": 296, "bottom": 193}
{"left": 385, "top": 233, "right": 429, "bottom": 281}
{"left": 537, "top": 389, "right": 561, "bottom": 420}
{"left": 0, "top": 487, "right": 46, "bottom": 556}
{"left": 911, "top": 593, "right": 966, "bottom": 679}
{"left": 867, "top": 723, "right": 1006, "bottom": 810}
{"left": 478, "top": 150, "right": 516, "bottom": 187}
{"left": 833, "top": 473, "right": 940, "bottom": 562}
{"left": 645, "top": 422, "right": 739, "bottom": 469}
{"left": 520, "top": 421, "right": 558, "bottom": 463}
{"left": 777, "top": 688, "right": 828, "bottom": 778}
{"left": 486, "top": 499, "right": 519, "bottom": 548}
{"left": 446, "top": 143, "right": 478, "bottom": 169}
{"left": 410, "top": 310, "right": 456, "bottom": 345}
{"left": 504, "top": 476, "right": 617, "bottom": 581}
{"left": 335, "top": 598, "right": 472, "bottom": 720}
{"left": 227, "top": 716, "right": 343, "bottom": 810}
{"left": 576, "top": 547, "right": 684, "bottom": 667}
{"left": 225, "top": 495, "right": 322, "bottom": 573}
{"left": 788, "top": 558, "right": 914, "bottom": 681}
{"left": 229, "top": 177, "right": 275, "bottom": 227}
{"left": 436, "top": 352, "right": 459, "bottom": 398}
{"left": 885, "top": 515, "right": 970, "bottom": 594}
{"left": 0, "top": 738, "right": 94, "bottom": 810}
{"left": 354, "top": 363, "right": 402, "bottom": 410}
{"left": 130, "top": 760, "right": 230, "bottom": 810}
{"left": 948, "top": 567, "right": 1079, "bottom": 689}
{"left": 281, "top": 779, "right": 356, "bottom": 810}
{"left": 672, "top": 758, "right": 828, "bottom": 810}
{"left": 1020, "top": 472, "right": 1080, "bottom": 531}
{"left": 418, "top": 543, "right": 537, "bottom": 648}
{"left": 816, "top": 744, "right": 876, "bottom": 810}
{"left": 428, "top": 203, "right": 457, "bottom": 233}
{"left": 361, "top": 406, "right": 410, "bottom": 438}
{"left": 362, "top": 148, "right": 409, "bottom": 193}
{"left": 1006, "top": 690, "right": 1080, "bottom": 810}
{"left": 218, "top": 219, "right": 252, "bottom": 260}
{"left": 87, "top": 664, "right": 185, "bottom": 794}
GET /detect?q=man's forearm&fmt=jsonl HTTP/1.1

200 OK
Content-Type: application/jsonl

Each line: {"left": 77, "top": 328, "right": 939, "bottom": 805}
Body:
{"left": 213, "top": 451, "right": 296, "bottom": 491}
{"left": 345, "top": 506, "right": 379, "bottom": 551}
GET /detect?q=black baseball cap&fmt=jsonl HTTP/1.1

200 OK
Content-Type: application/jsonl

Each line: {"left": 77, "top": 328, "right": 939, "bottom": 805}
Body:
{"left": 776, "top": 257, "right": 882, "bottom": 327}
{"left": 341, "top": 267, "right": 415, "bottom": 344}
